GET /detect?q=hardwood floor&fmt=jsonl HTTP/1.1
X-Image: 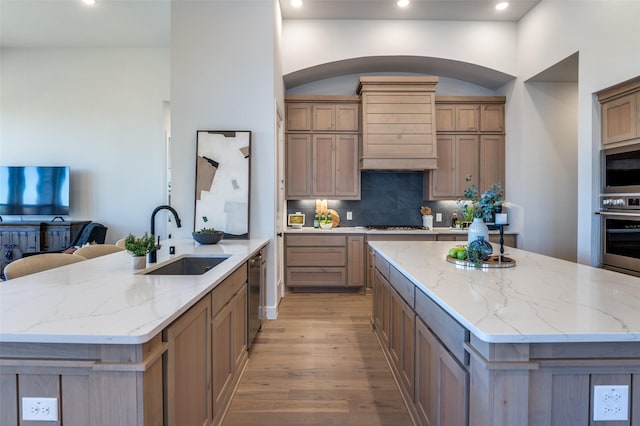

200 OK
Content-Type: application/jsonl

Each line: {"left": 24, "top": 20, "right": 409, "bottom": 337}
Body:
{"left": 222, "top": 292, "right": 413, "bottom": 425}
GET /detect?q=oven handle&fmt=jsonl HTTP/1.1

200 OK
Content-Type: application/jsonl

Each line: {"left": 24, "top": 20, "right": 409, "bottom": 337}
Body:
{"left": 597, "top": 210, "right": 640, "bottom": 218}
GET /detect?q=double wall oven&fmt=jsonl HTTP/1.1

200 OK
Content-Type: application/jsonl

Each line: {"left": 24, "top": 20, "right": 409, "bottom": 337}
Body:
{"left": 599, "top": 143, "right": 640, "bottom": 276}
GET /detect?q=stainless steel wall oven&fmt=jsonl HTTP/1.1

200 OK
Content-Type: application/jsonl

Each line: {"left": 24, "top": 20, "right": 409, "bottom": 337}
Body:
{"left": 602, "top": 143, "right": 640, "bottom": 194}
{"left": 599, "top": 197, "right": 640, "bottom": 276}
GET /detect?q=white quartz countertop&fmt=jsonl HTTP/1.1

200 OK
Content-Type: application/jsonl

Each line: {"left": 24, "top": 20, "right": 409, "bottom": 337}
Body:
{"left": 0, "top": 238, "right": 268, "bottom": 345}
{"left": 369, "top": 241, "right": 640, "bottom": 344}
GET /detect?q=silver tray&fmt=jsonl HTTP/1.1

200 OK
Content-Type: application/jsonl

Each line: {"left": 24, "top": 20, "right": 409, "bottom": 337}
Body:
{"left": 446, "top": 254, "right": 516, "bottom": 268}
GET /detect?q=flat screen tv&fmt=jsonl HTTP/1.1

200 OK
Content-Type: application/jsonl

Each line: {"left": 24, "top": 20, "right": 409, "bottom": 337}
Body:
{"left": 0, "top": 166, "right": 70, "bottom": 216}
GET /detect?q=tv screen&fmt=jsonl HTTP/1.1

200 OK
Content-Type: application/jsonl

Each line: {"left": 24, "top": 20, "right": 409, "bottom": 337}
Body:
{"left": 0, "top": 166, "right": 70, "bottom": 216}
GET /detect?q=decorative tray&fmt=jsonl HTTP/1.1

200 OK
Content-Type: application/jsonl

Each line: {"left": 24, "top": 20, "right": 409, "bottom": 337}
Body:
{"left": 446, "top": 255, "right": 516, "bottom": 269}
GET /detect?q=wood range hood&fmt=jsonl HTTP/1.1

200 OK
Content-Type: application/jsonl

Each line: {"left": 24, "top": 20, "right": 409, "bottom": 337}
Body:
{"left": 357, "top": 76, "right": 439, "bottom": 170}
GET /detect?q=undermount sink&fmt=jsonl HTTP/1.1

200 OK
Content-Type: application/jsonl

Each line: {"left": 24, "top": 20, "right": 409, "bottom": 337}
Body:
{"left": 144, "top": 255, "right": 231, "bottom": 276}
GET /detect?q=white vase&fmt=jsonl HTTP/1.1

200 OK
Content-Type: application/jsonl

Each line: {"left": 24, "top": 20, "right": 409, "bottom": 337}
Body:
{"left": 132, "top": 255, "right": 146, "bottom": 270}
{"left": 467, "top": 217, "right": 489, "bottom": 244}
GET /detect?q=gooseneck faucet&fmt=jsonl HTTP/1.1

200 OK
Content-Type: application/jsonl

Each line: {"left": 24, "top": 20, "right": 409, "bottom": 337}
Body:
{"left": 149, "top": 205, "right": 182, "bottom": 263}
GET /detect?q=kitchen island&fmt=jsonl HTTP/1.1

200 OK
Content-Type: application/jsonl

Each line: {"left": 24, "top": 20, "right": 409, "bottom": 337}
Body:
{"left": 369, "top": 240, "right": 640, "bottom": 426}
{"left": 0, "top": 237, "right": 268, "bottom": 426}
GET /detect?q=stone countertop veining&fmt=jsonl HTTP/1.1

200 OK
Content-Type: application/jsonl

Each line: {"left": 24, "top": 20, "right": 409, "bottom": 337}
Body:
{"left": 369, "top": 240, "right": 640, "bottom": 344}
{"left": 0, "top": 237, "right": 269, "bottom": 345}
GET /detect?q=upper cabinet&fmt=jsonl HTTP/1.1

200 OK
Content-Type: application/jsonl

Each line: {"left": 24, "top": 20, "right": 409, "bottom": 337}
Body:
{"left": 357, "top": 76, "right": 439, "bottom": 170}
{"left": 598, "top": 76, "right": 640, "bottom": 146}
{"left": 285, "top": 96, "right": 361, "bottom": 200}
{"left": 425, "top": 96, "right": 506, "bottom": 200}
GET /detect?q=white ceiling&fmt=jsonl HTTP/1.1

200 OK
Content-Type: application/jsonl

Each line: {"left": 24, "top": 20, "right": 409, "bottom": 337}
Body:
{"left": 0, "top": 0, "right": 540, "bottom": 48}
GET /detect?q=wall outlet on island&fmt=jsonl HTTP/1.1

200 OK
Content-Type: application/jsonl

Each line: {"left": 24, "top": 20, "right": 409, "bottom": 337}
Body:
{"left": 22, "top": 397, "right": 58, "bottom": 421}
{"left": 346, "top": 211, "right": 352, "bottom": 220}
{"left": 435, "top": 213, "right": 442, "bottom": 222}
{"left": 593, "top": 385, "right": 629, "bottom": 421}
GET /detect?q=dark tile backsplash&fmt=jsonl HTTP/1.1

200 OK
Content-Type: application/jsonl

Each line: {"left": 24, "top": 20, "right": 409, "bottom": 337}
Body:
{"left": 286, "top": 171, "right": 460, "bottom": 227}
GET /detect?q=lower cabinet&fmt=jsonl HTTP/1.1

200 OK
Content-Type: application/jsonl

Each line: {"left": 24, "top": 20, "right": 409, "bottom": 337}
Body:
{"left": 165, "top": 295, "right": 212, "bottom": 426}
{"left": 389, "top": 287, "right": 415, "bottom": 399}
{"left": 285, "top": 233, "right": 364, "bottom": 290}
{"left": 415, "top": 318, "right": 469, "bottom": 426}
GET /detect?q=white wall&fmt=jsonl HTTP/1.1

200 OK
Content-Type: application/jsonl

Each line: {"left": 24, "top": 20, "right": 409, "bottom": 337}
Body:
{"left": 171, "top": 1, "right": 279, "bottom": 315}
{"left": 516, "top": 0, "right": 640, "bottom": 265}
{"left": 0, "top": 48, "right": 170, "bottom": 242}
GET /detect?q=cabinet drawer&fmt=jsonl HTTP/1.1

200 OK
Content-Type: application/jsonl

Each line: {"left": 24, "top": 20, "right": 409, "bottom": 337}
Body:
{"left": 415, "top": 288, "right": 468, "bottom": 365}
{"left": 212, "top": 264, "right": 247, "bottom": 315}
{"left": 286, "top": 267, "right": 346, "bottom": 287}
{"left": 374, "top": 252, "right": 390, "bottom": 280}
{"left": 286, "top": 247, "right": 346, "bottom": 267}
{"left": 389, "top": 266, "right": 415, "bottom": 308}
{"left": 286, "top": 234, "right": 346, "bottom": 246}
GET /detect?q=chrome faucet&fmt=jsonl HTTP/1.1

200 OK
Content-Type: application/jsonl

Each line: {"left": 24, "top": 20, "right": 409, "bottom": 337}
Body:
{"left": 149, "top": 205, "right": 182, "bottom": 263}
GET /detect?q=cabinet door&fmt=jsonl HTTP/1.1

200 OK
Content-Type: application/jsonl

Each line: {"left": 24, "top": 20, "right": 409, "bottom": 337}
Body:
{"left": 479, "top": 134, "right": 505, "bottom": 192}
{"left": 373, "top": 268, "right": 391, "bottom": 347}
{"left": 389, "top": 289, "right": 415, "bottom": 399}
{"left": 233, "top": 284, "right": 248, "bottom": 370}
{"left": 430, "top": 135, "right": 456, "bottom": 197}
{"left": 312, "top": 104, "right": 335, "bottom": 131}
{"left": 335, "top": 134, "right": 360, "bottom": 198}
{"left": 602, "top": 93, "right": 638, "bottom": 144}
{"left": 437, "top": 342, "right": 469, "bottom": 426}
{"left": 212, "top": 300, "right": 234, "bottom": 418}
{"left": 166, "top": 295, "right": 211, "bottom": 426}
{"left": 347, "top": 235, "right": 365, "bottom": 287}
{"left": 456, "top": 104, "right": 480, "bottom": 132}
{"left": 480, "top": 104, "right": 505, "bottom": 132}
{"left": 415, "top": 318, "right": 438, "bottom": 426}
{"left": 312, "top": 134, "right": 336, "bottom": 196}
{"left": 286, "top": 134, "right": 312, "bottom": 198}
{"left": 456, "top": 134, "right": 479, "bottom": 193}
{"left": 336, "top": 103, "right": 359, "bottom": 131}
{"left": 286, "top": 103, "right": 311, "bottom": 131}
{"left": 436, "top": 104, "right": 456, "bottom": 132}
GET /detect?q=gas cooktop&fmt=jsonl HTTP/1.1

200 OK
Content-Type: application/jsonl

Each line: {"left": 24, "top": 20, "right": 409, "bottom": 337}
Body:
{"left": 366, "top": 225, "right": 427, "bottom": 231}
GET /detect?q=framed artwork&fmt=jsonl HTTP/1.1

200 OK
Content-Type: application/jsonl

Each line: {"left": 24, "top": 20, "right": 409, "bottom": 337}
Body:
{"left": 195, "top": 130, "right": 251, "bottom": 239}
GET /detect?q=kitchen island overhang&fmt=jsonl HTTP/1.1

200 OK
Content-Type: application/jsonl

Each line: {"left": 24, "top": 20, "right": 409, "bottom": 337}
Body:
{"left": 369, "top": 240, "right": 640, "bottom": 426}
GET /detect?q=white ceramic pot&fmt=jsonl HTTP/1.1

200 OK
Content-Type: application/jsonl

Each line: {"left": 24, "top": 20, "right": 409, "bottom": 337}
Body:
{"left": 467, "top": 217, "right": 489, "bottom": 244}
{"left": 132, "top": 255, "right": 146, "bottom": 270}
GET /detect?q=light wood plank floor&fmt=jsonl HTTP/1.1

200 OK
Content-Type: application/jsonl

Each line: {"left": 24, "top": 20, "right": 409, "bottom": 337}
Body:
{"left": 222, "top": 292, "right": 413, "bottom": 425}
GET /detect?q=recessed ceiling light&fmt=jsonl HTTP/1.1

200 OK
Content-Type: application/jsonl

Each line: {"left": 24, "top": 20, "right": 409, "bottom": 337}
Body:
{"left": 82, "top": 0, "right": 96, "bottom": 5}
{"left": 397, "top": 0, "right": 410, "bottom": 7}
{"left": 495, "top": 2, "right": 509, "bottom": 10}
{"left": 291, "top": 0, "right": 303, "bottom": 8}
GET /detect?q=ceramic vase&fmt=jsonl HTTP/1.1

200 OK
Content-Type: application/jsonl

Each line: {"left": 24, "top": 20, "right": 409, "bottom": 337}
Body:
{"left": 467, "top": 217, "right": 489, "bottom": 244}
{"left": 132, "top": 255, "right": 146, "bottom": 270}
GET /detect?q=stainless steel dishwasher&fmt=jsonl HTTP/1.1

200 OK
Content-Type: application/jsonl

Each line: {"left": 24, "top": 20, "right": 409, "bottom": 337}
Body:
{"left": 248, "top": 248, "right": 265, "bottom": 350}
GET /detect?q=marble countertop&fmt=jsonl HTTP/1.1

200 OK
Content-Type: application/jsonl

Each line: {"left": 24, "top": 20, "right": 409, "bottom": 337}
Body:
{"left": 369, "top": 241, "right": 640, "bottom": 344}
{"left": 0, "top": 237, "right": 268, "bottom": 345}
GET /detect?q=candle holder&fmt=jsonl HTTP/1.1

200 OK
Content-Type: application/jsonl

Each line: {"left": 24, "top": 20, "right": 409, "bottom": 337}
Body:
{"left": 498, "top": 224, "right": 505, "bottom": 262}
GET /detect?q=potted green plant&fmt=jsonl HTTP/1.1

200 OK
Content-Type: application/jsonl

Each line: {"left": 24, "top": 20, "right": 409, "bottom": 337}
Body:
{"left": 457, "top": 176, "right": 504, "bottom": 244}
{"left": 124, "top": 233, "right": 156, "bottom": 269}
{"left": 192, "top": 216, "right": 224, "bottom": 245}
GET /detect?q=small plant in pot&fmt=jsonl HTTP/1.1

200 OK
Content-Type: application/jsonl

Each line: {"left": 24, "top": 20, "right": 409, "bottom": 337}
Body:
{"left": 193, "top": 216, "right": 224, "bottom": 245}
{"left": 124, "top": 233, "right": 156, "bottom": 269}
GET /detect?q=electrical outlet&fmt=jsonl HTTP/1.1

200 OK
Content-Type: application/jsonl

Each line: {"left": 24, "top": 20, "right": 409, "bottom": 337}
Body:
{"left": 593, "top": 385, "right": 629, "bottom": 421}
{"left": 22, "top": 397, "right": 58, "bottom": 421}
{"left": 435, "top": 213, "right": 442, "bottom": 222}
{"left": 346, "top": 211, "right": 353, "bottom": 220}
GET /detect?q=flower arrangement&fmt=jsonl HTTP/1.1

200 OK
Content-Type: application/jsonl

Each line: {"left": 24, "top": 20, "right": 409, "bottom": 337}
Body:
{"left": 124, "top": 233, "right": 156, "bottom": 257}
{"left": 457, "top": 176, "right": 504, "bottom": 222}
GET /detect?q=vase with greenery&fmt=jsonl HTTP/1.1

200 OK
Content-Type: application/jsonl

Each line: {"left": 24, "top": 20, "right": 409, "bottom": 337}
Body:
{"left": 124, "top": 233, "right": 156, "bottom": 269}
{"left": 457, "top": 176, "right": 504, "bottom": 244}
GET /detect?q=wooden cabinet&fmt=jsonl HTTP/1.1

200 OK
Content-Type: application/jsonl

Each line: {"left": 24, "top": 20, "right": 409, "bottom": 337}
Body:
{"left": 415, "top": 318, "right": 469, "bottom": 426}
{"left": 598, "top": 77, "right": 640, "bottom": 145}
{"left": 165, "top": 295, "right": 212, "bottom": 426}
{"left": 358, "top": 76, "right": 439, "bottom": 170}
{"left": 425, "top": 97, "right": 506, "bottom": 200}
{"left": 211, "top": 264, "right": 248, "bottom": 425}
{"left": 285, "top": 233, "right": 364, "bottom": 289}
{"left": 285, "top": 96, "right": 360, "bottom": 200}
{"left": 389, "top": 287, "right": 415, "bottom": 399}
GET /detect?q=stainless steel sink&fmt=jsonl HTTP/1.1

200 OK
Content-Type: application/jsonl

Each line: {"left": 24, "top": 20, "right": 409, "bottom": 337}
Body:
{"left": 144, "top": 255, "right": 231, "bottom": 275}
